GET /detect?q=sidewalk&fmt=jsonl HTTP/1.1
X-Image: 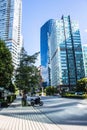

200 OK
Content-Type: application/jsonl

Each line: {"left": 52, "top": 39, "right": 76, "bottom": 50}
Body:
{"left": 0, "top": 96, "right": 61, "bottom": 130}
{"left": 0, "top": 96, "right": 87, "bottom": 130}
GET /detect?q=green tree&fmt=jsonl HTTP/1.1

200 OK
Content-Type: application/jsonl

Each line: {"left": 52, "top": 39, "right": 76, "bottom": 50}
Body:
{"left": 76, "top": 78, "right": 87, "bottom": 92}
{"left": 46, "top": 86, "right": 56, "bottom": 95}
{"left": 0, "top": 39, "right": 14, "bottom": 88}
{"left": 15, "top": 47, "right": 40, "bottom": 94}
{"left": 8, "top": 81, "right": 16, "bottom": 93}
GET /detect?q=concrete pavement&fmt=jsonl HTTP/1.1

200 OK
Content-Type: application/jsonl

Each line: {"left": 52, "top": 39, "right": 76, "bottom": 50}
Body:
{"left": 0, "top": 96, "right": 87, "bottom": 130}
{"left": 0, "top": 96, "right": 61, "bottom": 130}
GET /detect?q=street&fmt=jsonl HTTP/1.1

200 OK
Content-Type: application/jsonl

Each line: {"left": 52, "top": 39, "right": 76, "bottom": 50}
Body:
{"left": 35, "top": 96, "right": 87, "bottom": 126}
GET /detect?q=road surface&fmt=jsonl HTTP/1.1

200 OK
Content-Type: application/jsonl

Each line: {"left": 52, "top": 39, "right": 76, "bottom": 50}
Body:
{"left": 36, "top": 96, "right": 87, "bottom": 126}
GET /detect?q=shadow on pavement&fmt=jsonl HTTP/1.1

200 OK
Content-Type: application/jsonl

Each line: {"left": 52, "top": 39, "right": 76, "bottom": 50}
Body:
{"left": 0, "top": 96, "right": 87, "bottom": 127}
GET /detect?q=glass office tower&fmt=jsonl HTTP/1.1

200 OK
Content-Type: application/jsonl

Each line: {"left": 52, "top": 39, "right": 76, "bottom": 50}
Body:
{"left": 40, "top": 15, "right": 85, "bottom": 89}
{"left": 50, "top": 16, "right": 85, "bottom": 89}
{"left": 0, "top": 0, "right": 23, "bottom": 70}
{"left": 82, "top": 44, "right": 87, "bottom": 77}
{"left": 40, "top": 19, "right": 55, "bottom": 86}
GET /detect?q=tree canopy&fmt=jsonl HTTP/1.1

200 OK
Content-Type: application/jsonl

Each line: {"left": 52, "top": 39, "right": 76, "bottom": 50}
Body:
{"left": 76, "top": 78, "right": 87, "bottom": 92}
{"left": 0, "top": 39, "right": 14, "bottom": 88}
{"left": 15, "top": 47, "right": 41, "bottom": 94}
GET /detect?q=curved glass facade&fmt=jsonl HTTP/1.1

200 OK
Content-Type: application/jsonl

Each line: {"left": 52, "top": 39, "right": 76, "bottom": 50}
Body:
{"left": 40, "top": 19, "right": 55, "bottom": 85}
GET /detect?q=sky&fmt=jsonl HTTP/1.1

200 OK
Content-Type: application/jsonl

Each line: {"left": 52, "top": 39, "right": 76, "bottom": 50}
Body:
{"left": 22, "top": 0, "right": 87, "bottom": 66}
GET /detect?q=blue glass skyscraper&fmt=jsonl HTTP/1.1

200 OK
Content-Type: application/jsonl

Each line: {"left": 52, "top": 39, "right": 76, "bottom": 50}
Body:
{"left": 40, "top": 19, "right": 55, "bottom": 86}
{"left": 40, "top": 15, "right": 85, "bottom": 90}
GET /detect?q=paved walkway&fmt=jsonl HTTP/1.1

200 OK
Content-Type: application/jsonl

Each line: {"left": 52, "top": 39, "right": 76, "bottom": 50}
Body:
{"left": 0, "top": 96, "right": 61, "bottom": 130}
{"left": 0, "top": 96, "right": 87, "bottom": 130}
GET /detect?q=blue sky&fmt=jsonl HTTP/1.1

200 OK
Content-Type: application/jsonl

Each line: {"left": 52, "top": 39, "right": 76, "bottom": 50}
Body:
{"left": 22, "top": 0, "right": 87, "bottom": 66}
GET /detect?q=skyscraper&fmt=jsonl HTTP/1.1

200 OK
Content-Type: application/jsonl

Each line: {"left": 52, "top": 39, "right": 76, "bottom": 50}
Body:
{"left": 0, "top": 0, "right": 23, "bottom": 70}
{"left": 82, "top": 44, "right": 87, "bottom": 77}
{"left": 40, "top": 19, "right": 55, "bottom": 86}
{"left": 40, "top": 15, "right": 85, "bottom": 90}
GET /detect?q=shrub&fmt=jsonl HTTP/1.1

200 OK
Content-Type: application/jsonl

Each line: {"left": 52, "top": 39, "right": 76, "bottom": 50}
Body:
{"left": 46, "top": 86, "right": 58, "bottom": 96}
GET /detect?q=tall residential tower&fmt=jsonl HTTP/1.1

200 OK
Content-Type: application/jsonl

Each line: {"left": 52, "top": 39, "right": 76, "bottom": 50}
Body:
{"left": 0, "top": 0, "right": 23, "bottom": 69}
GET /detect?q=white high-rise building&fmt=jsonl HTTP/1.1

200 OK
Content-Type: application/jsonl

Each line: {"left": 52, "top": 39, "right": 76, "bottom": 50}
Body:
{"left": 0, "top": 0, "right": 23, "bottom": 69}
